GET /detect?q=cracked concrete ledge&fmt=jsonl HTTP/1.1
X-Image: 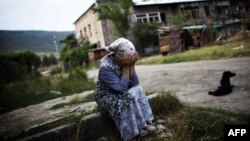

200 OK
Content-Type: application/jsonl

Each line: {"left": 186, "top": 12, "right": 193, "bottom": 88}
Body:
{"left": 15, "top": 93, "right": 159, "bottom": 141}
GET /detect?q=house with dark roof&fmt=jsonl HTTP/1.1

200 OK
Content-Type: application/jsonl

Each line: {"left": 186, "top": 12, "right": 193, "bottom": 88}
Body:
{"left": 74, "top": 0, "right": 250, "bottom": 60}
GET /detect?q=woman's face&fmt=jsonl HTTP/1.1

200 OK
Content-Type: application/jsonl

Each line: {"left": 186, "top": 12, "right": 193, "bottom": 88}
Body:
{"left": 114, "top": 53, "right": 132, "bottom": 67}
{"left": 114, "top": 53, "right": 125, "bottom": 67}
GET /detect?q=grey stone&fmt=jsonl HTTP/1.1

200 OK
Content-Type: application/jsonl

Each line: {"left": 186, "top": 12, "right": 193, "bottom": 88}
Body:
{"left": 79, "top": 113, "right": 119, "bottom": 141}
{"left": 156, "top": 124, "right": 166, "bottom": 131}
{"left": 157, "top": 119, "right": 166, "bottom": 124}
{"left": 96, "top": 137, "right": 109, "bottom": 141}
{"left": 18, "top": 124, "right": 77, "bottom": 141}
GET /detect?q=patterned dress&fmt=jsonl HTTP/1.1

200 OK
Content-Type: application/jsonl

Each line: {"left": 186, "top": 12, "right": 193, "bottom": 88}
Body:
{"left": 95, "top": 55, "right": 154, "bottom": 141}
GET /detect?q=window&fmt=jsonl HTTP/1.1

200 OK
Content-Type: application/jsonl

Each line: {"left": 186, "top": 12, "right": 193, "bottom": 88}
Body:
{"left": 135, "top": 12, "right": 161, "bottom": 23}
{"left": 148, "top": 13, "right": 159, "bottom": 23}
{"left": 136, "top": 14, "right": 147, "bottom": 23}
{"left": 216, "top": 6, "right": 229, "bottom": 15}
{"left": 181, "top": 7, "right": 199, "bottom": 19}
{"left": 88, "top": 24, "right": 92, "bottom": 37}
{"left": 205, "top": 6, "right": 210, "bottom": 17}
{"left": 84, "top": 27, "right": 88, "bottom": 39}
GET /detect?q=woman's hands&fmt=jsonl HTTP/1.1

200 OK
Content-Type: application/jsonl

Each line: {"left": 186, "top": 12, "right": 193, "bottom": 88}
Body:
{"left": 121, "top": 51, "right": 139, "bottom": 66}
{"left": 121, "top": 51, "right": 139, "bottom": 77}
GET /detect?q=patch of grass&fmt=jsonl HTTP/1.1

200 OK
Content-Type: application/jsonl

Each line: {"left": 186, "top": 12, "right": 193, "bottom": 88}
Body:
{"left": 0, "top": 70, "right": 96, "bottom": 114}
{"left": 187, "top": 107, "right": 250, "bottom": 141}
{"left": 150, "top": 92, "right": 183, "bottom": 116}
{"left": 149, "top": 92, "right": 250, "bottom": 141}
{"left": 137, "top": 39, "right": 250, "bottom": 65}
{"left": 81, "top": 92, "right": 95, "bottom": 103}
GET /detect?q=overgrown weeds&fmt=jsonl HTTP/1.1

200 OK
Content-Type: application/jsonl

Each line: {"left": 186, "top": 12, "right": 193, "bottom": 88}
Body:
{"left": 0, "top": 69, "right": 96, "bottom": 114}
{"left": 149, "top": 92, "right": 250, "bottom": 141}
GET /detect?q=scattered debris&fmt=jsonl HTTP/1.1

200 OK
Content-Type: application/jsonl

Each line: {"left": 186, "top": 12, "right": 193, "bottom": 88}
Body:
{"left": 233, "top": 44, "right": 244, "bottom": 50}
{"left": 50, "top": 90, "right": 62, "bottom": 96}
{"left": 70, "top": 106, "right": 81, "bottom": 113}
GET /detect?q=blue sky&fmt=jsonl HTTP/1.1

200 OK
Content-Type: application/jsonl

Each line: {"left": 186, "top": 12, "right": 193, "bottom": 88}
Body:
{"left": 0, "top": 0, "right": 95, "bottom": 31}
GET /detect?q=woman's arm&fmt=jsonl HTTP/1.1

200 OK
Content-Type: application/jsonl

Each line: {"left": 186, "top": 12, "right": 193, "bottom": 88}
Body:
{"left": 99, "top": 66, "right": 130, "bottom": 93}
{"left": 129, "top": 65, "right": 139, "bottom": 87}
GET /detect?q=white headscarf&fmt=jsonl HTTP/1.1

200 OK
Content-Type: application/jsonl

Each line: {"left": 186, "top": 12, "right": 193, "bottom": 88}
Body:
{"left": 102, "top": 38, "right": 136, "bottom": 62}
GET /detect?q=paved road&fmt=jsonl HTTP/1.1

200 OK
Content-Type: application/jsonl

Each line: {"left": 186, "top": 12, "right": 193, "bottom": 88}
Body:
{"left": 88, "top": 57, "right": 250, "bottom": 114}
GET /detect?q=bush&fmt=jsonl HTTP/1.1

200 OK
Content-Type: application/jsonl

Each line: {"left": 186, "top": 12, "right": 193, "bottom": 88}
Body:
{"left": 0, "top": 51, "right": 41, "bottom": 83}
{"left": 0, "top": 69, "right": 96, "bottom": 114}
{"left": 68, "top": 68, "right": 87, "bottom": 81}
{"left": 50, "top": 67, "right": 62, "bottom": 75}
{"left": 150, "top": 92, "right": 183, "bottom": 116}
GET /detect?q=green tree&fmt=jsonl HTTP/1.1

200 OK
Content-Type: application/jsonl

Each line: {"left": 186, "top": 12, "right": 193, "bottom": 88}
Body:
{"left": 15, "top": 51, "right": 41, "bottom": 73}
{"left": 94, "top": 0, "right": 133, "bottom": 37}
{"left": 171, "top": 11, "right": 186, "bottom": 28}
{"left": 0, "top": 51, "right": 41, "bottom": 83}
{"left": 59, "top": 33, "right": 77, "bottom": 48}
{"left": 48, "top": 54, "right": 58, "bottom": 65}
{"left": 60, "top": 41, "right": 91, "bottom": 68}
{"left": 42, "top": 56, "right": 50, "bottom": 67}
{"left": 132, "top": 23, "right": 158, "bottom": 55}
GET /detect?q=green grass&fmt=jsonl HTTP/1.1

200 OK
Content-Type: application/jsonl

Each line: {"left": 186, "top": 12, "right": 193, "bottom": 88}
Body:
{"left": 0, "top": 71, "right": 96, "bottom": 114}
{"left": 137, "top": 39, "right": 250, "bottom": 65}
{"left": 149, "top": 92, "right": 250, "bottom": 141}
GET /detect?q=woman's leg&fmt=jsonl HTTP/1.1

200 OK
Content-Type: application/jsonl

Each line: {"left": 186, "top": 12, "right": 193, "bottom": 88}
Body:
{"left": 128, "top": 85, "right": 154, "bottom": 123}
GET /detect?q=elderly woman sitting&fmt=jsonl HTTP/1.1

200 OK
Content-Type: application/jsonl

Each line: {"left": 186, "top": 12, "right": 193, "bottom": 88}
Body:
{"left": 95, "top": 38, "right": 156, "bottom": 141}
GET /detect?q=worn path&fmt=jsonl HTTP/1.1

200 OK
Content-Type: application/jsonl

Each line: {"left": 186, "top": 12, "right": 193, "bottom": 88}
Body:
{"left": 88, "top": 57, "right": 250, "bottom": 114}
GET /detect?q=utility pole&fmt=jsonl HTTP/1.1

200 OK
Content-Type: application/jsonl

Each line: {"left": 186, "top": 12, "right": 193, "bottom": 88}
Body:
{"left": 53, "top": 33, "right": 59, "bottom": 59}
{"left": 53, "top": 33, "right": 60, "bottom": 67}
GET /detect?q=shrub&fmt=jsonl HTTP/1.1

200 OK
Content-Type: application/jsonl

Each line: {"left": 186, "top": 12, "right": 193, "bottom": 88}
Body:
{"left": 68, "top": 69, "right": 87, "bottom": 81}
{"left": 50, "top": 67, "right": 62, "bottom": 75}
{"left": 0, "top": 51, "right": 41, "bottom": 83}
{"left": 150, "top": 92, "right": 183, "bottom": 116}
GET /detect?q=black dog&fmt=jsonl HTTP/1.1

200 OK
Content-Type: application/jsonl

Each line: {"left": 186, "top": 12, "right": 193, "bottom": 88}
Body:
{"left": 208, "top": 71, "right": 236, "bottom": 96}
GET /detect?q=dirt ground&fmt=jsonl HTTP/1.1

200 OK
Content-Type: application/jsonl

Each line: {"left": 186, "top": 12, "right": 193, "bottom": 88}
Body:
{"left": 0, "top": 57, "right": 250, "bottom": 139}
{"left": 88, "top": 57, "right": 250, "bottom": 114}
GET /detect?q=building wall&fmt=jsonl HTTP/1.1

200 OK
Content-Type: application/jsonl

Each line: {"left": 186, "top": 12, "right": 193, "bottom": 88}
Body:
{"left": 101, "top": 19, "right": 117, "bottom": 45}
{"left": 74, "top": 4, "right": 105, "bottom": 48}
{"left": 132, "top": 0, "right": 232, "bottom": 26}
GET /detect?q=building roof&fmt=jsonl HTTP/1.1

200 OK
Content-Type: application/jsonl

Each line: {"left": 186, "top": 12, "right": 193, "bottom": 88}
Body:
{"left": 74, "top": 3, "right": 96, "bottom": 24}
{"left": 132, "top": 0, "right": 207, "bottom": 6}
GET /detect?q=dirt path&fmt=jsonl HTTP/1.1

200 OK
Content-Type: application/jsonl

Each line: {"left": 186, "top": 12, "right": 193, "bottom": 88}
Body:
{"left": 88, "top": 57, "right": 250, "bottom": 114}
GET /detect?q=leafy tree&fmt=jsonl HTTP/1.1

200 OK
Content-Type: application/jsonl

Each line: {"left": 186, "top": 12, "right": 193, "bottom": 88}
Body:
{"left": 60, "top": 41, "right": 92, "bottom": 68}
{"left": 14, "top": 51, "right": 41, "bottom": 73}
{"left": 94, "top": 0, "right": 133, "bottom": 37}
{"left": 0, "top": 51, "right": 41, "bottom": 83}
{"left": 171, "top": 11, "right": 186, "bottom": 28}
{"left": 48, "top": 54, "right": 58, "bottom": 65}
{"left": 59, "top": 33, "right": 77, "bottom": 48}
{"left": 132, "top": 23, "right": 158, "bottom": 55}
{"left": 42, "top": 56, "right": 50, "bottom": 67}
